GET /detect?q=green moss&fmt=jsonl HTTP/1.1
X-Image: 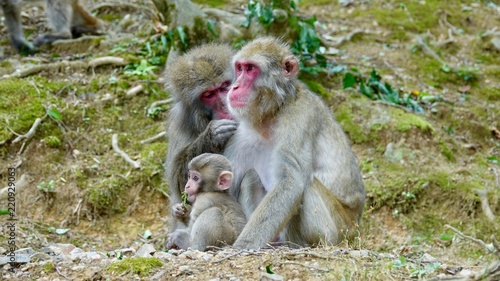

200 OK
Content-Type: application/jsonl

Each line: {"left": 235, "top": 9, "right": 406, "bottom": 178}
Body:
{"left": 107, "top": 257, "right": 163, "bottom": 276}
{"left": 44, "top": 136, "right": 62, "bottom": 148}
{"left": 42, "top": 261, "right": 55, "bottom": 273}
{"left": 478, "top": 87, "right": 500, "bottom": 101}
{"left": 192, "top": 0, "right": 230, "bottom": 7}
{"left": 439, "top": 141, "right": 455, "bottom": 162}
{"left": 390, "top": 108, "right": 434, "bottom": 133}
{"left": 302, "top": 79, "right": 330, "bottom": 98}
{"left": 335, "top": 105, "right": 369, "bottom": 144}
{"left": 0, "top": 78, "right": 65, "bottom": 141}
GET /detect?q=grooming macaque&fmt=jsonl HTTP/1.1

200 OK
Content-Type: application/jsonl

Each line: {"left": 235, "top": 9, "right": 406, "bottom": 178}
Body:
{"left": 224, "top": 37, "right": 366, "bottom": 249}
{"left": 0, "top": 0, "right": 100, "bottom": 54}
{"left": 164, "top": 43, "right": 237, "bottom": 233}
{"left": 166, "top": 153, "right": 246, "bottom": 251}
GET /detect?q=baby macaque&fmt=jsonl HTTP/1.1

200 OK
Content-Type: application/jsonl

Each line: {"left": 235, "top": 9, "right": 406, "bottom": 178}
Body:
{"left": 166, "top": 153, "right": 246, "bottom": 251}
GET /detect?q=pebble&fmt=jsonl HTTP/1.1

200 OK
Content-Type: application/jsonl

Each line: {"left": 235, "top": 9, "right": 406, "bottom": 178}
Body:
{"left": 135, "top": 243, "right": 157, "bottom": 257}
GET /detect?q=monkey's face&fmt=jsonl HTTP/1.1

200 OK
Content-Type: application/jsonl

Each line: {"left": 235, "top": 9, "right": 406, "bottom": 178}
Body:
{"left": 227, "top": 59, "right": 261, "bottom": 119}
{"left": 200, "top": 80, "right": 233, "bottom": 120}
{"left": 185, "top": 170, "right": 203, "bottom": 203}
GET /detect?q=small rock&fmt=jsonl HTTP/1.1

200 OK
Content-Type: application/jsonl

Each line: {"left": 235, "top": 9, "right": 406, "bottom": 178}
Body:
{"left": 115, "top": 248, "right": 135, "bottom": 257}
{"left": 168, "top": 249, "right": 180, "bottom": 256}
{"left": 153, "top": 251, "right": 173, "bottom": 260}
{"left": 150, "top": 270, "right": 167, "bottom": 281}
{"left": 30, "top": 253, "right": 52, "bottom": 262}
{"left": 135, "top": 244, "right": 156, "bottom": 257}
{"left": 421, "top": 253, "right": 438, "bottom": 263}
{"left": 69, "top": 248, "right": 84, "bottom": 256}
{"left": 39, "top": 247, "right": 56, "bottom": 256}
{"left": 15, "top": 248, "right": 36, "bottom": 256}
{"left": 71, "top": 251, "right": 105, "bottom": 264}
{"left": 178, "top": 265, "right": 192, "bottom": 275}
{"left": 0, "top": 254, "right": 30, "bottom": 264}
{"left": 54, "top": 243, "right": 77, "bottom": 256}
{"left": 260, "top": 272, "right": 285, "bottom": 281}
{"left": 349, "top": 250, "right": 370, "bottom": 258}
{"left": 491, "top": 37, "right": 500, "bottom": 51}
{"left": 201, "top": 253, "right": 212, "bottom": 262}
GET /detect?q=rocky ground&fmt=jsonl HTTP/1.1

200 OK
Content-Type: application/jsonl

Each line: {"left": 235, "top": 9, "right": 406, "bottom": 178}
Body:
{"left": 1, "top": 0, "right": 499, "bottom": 280}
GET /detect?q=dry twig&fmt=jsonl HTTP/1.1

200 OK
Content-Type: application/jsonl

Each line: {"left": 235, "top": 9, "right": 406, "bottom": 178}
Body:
{"left": 445, "top": 224, "right": 499, "bottom": 256}
{"left": 474, "top": 189, "right": 496, "bottom": 222}
{"left": 111, "top": 134, "right": 141, "bottom": 169}
{"left": 12, "top": 118, "right": 43, "bottom": 144}
{"left": 88, "top": 56, "right": 127, "bottom": 68}
{"left": 126, "top": 84, "right": 145, "bottom": 97}
{"left": 140, "top": 131, "right": 166, "bottom": 144}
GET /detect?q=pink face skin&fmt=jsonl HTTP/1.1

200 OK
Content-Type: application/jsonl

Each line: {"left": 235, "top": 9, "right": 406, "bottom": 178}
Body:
{"left": 200, "top": 81, "right": 234, "bottom": 120}
{"left": 228, "top": 61, "right": 260, "bottom": 108}
{"left": 184, "top": 170, "right": 202, "bottom": 203}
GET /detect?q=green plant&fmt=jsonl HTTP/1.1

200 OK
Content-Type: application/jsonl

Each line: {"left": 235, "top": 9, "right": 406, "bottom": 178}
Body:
{"left": 343, "top": 69, "right": 428, "bottom": 113}
{"left": 37, "top": 180, "right": 56, "bottom": 192}
{"left": 242, "top": 0, "right": 334, "bottom": 75}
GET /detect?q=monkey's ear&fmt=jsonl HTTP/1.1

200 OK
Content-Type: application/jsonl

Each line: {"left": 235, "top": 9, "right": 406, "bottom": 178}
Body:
{"left": 218, "top": 171, "right": 233, "bottom": 190}
{"left": 282, "top": 55, "right": 299, "bottom": 78}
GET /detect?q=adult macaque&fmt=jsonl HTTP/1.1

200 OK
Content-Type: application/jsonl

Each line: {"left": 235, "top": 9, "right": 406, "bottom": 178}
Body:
{"left": 0, "top": 0, "right": 100, "bottom": 54}
{"left": 166, "top": 153, "right": 246, "bottom": 251}
{"left": 224, "top": 37, "right": 366, "bottom": 249}
{"left": 164, "top": 43, "right": 237, "bottom": 233}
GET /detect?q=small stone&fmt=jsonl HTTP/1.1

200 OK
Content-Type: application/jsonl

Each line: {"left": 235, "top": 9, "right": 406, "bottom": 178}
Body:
{"left": 15, "top": 248, "right": 36, "bottom": 256}
{"left": 150, "top": 270, "right": 167, "bottom": 281}
{"left": 178, "top": 265, "right": 192, "bottom": 274}
{"left": 0, "top": 254, "right": 30, "bottom": 264}
{"left": 30, "top": 253, "right": 52, "bottom": 262}
{"left": 115, "top": 248, "right": 135, "bottom": 257}
{"left": 153, "top": 251, "right": 173, "bottom": 260}
{"left": 135, "top": 244, "right": 156, "bottom": 257}
{"left": 69, "top": 248, "right": 84, "bottom": 256}
{"left": 55, "top": 244, "right": 77, "bottom": 256}
{"left": 491, "top": 37, "right": 500, "bottom": 51}
{"left": 349, "top": 250, "right": 370, "bottom": 258}
{"left": 421, "top": 253, "right": 438, "bottom": 263}
{"left": 168, "top": 249, "right": 180, "bottom": 256}
{"left": 260, "top": 272, "right": 284, "bottom": 281}
{"left": 202, "top": 253, "right": 212, "bottom": 262}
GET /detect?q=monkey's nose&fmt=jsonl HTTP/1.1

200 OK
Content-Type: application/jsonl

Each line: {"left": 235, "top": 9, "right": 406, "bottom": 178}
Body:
{"left": 232, "top": 83, "right": 239, "bottom": 90}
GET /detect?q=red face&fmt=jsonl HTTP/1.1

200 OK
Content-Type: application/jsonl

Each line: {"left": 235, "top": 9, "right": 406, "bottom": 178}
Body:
{"left": 228, "top": 60, "right": 260, "bottom": 108}
{"left": 200, "top": 81, "right": 233, "bottom": 120}
{"left": 184, "top": 170, "right": 202, "bottom": 203}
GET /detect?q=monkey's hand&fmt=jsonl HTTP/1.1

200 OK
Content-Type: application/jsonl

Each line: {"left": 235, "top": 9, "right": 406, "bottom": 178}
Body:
{"left": 171, "top": 203, "right": 191, "bottom": 220}
{"left": 166, "top": 229, "right": 190, "bottom": 250}
{"left": 206, "top": 119, "right": 238, "bottom": 152}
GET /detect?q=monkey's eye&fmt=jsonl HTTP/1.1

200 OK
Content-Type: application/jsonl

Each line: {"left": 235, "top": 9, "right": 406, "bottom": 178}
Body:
{"left": 193, "top": 175, "right": 199, "bottom": 181}
{"left": 247, "top": 64, "right": 254, "bottom": 71}
{"left": 221, "top": 81, "right": 230, "bottom": 89}
{"left": 202, "top": 91, "right": 215, "bottom": 99}
{"left": 236, "top": 63, "right": 242, "bottom": 72}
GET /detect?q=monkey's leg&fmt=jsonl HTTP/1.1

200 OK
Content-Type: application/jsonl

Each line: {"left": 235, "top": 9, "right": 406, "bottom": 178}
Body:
{"left": 190, "top": 207, "right": 235, "bottom": 251}
{"left": 33, "top": 0, "right": 73, "bottom": 47}
{"left": 1, "top": 0, "right": 35, "bottom": 54}
{"left": 286, "top": 177, "right": 358, "bottom": 247}
{"left": 238, "top": 168, "right": 266, "bottom": 219}
{"left": 69, "top": 1, "right": 100, "bottom": 37}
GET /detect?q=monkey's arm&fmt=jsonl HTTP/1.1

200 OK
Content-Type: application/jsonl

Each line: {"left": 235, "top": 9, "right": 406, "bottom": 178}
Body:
{"left": 170, "top": 119, "right": 237, "bottom": 203}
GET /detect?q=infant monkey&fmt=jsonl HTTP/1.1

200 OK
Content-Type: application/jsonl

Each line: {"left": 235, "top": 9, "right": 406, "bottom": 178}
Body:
{"left": 166, "top": 153, "right": 246, "bottom": 251}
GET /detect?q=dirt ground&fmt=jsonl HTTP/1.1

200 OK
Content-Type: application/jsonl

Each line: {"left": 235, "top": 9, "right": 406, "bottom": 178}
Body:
{"left": 0, "top": 0, "right": 499, "bottom": 280}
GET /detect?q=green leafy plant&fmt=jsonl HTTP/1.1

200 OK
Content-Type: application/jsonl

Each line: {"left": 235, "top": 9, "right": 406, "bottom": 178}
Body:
{"left": 343, "top": 69, "right": 428, "bottom": 113}
{"left": 181, "top": 191, "right": 189, "bottom": 208}
{"left": 242, "top": 0, "right": 334, "bottom": 75}
{"left": 37, "top": 180, "right": 56, "bottom": 192}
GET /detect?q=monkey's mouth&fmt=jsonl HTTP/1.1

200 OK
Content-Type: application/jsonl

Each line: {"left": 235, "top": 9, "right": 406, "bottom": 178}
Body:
{"left": 188, "top": 193, "right": 196, "bottom": 203}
